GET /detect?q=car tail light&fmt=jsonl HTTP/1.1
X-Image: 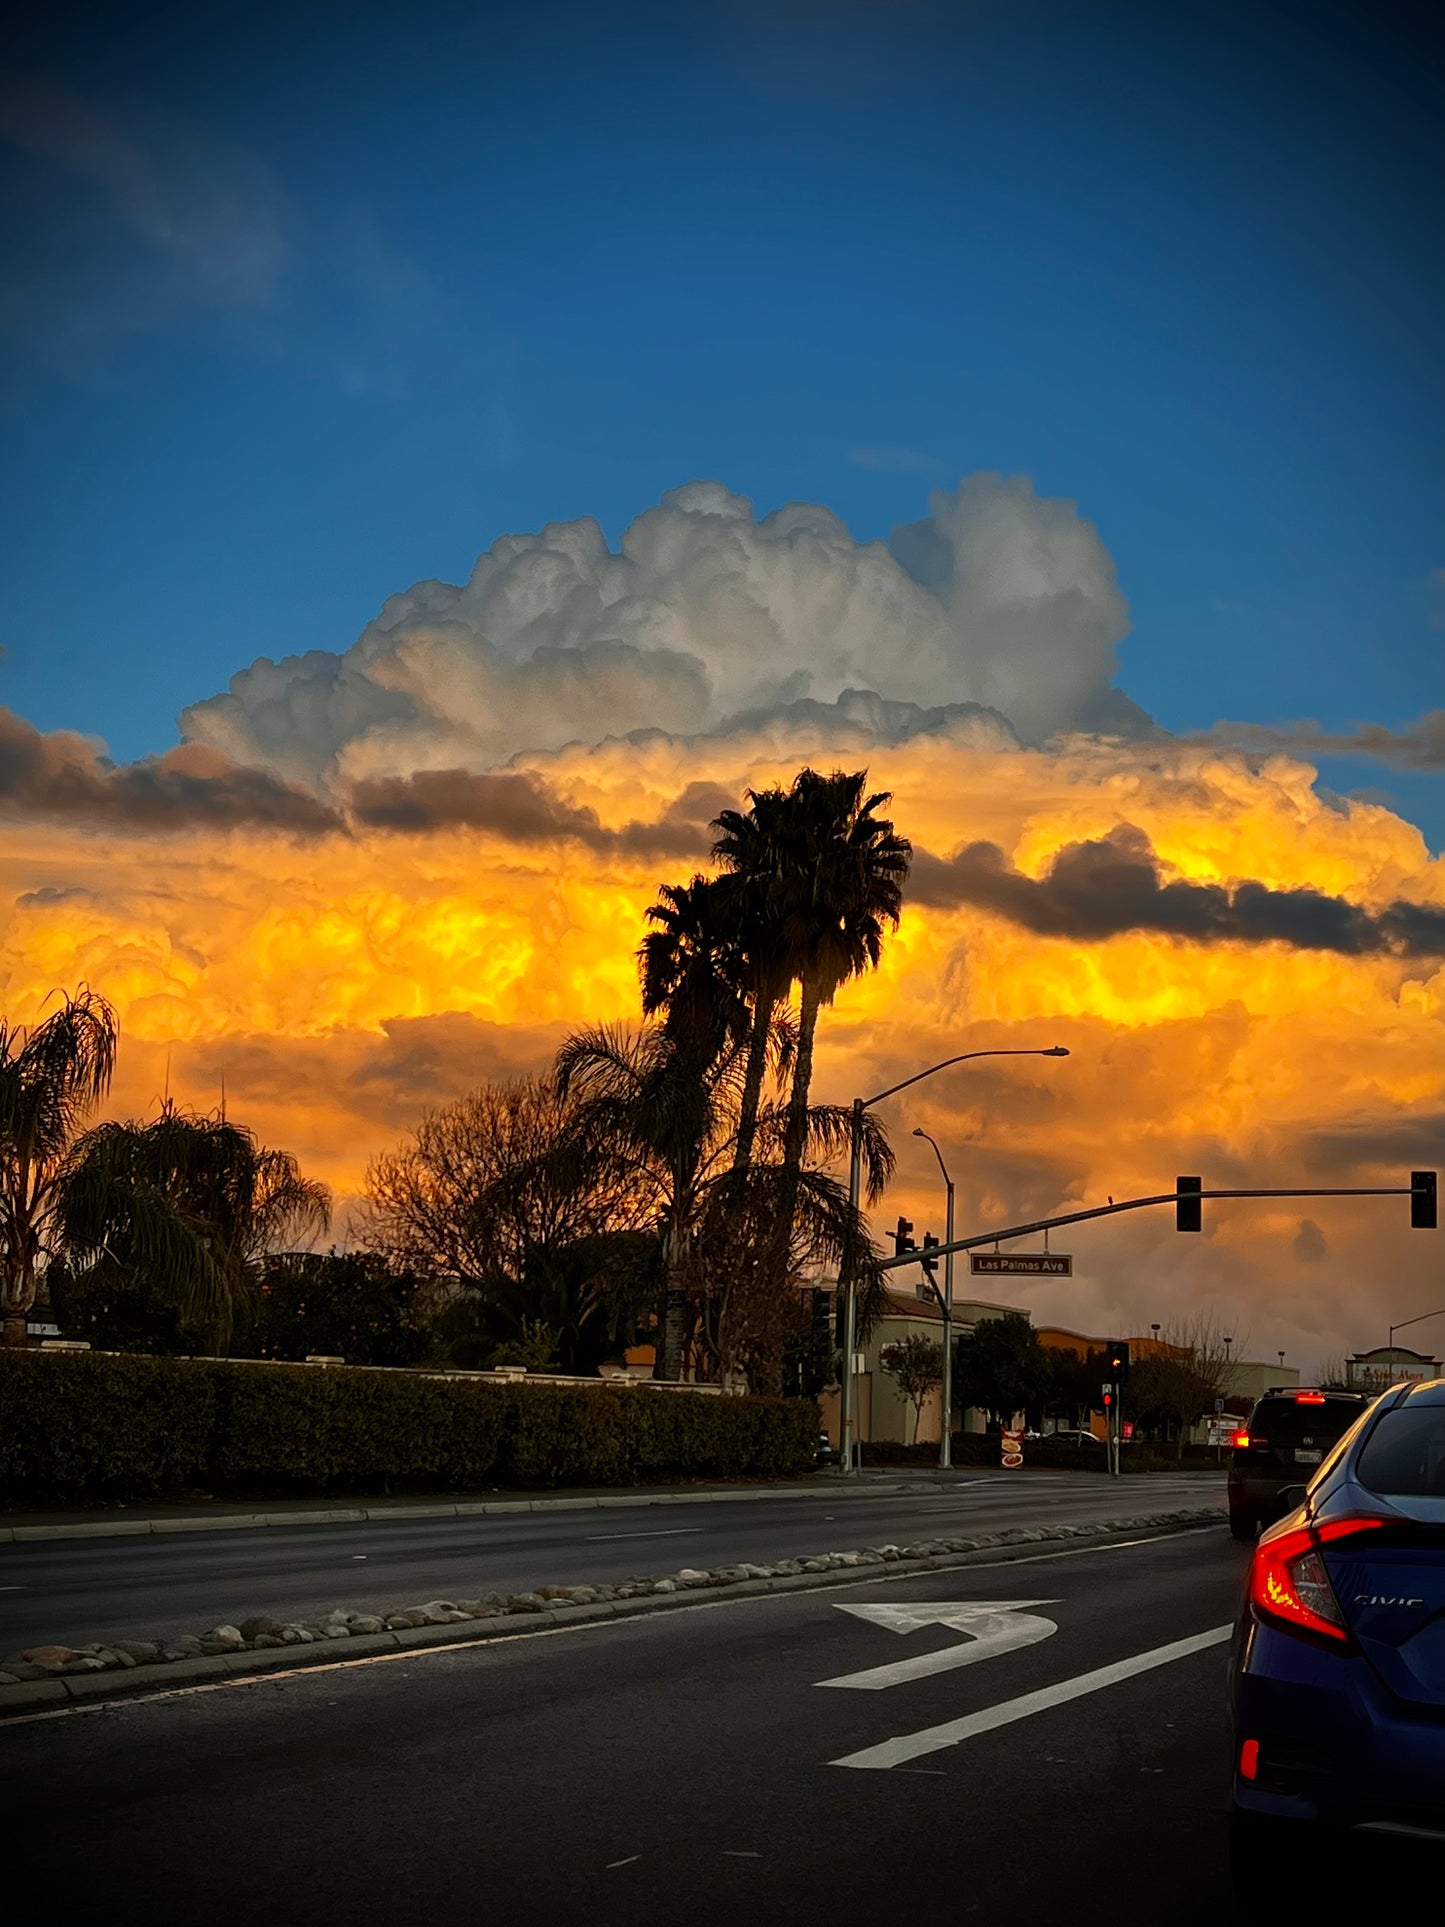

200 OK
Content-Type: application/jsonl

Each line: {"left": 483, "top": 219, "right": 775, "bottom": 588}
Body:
{"left": 1238, "top": 1738, "right": 1259, "bottom": 1781}
{"left": 1249, "top": 1518, "right": 1385, "bottom": 1644}
{"left": 1295, "top": 1393, "right": 1326, "bottom": 1405}
{"left": 1232, "top": 1431, "right": 1261, "bottom": 1448}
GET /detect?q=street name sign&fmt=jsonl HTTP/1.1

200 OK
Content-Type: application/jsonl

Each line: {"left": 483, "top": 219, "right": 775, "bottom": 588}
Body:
{"left": 970, "top": 1252, "right": 1073, "bottom": 1276}
{"left": 817, "top": 1600, "right": 1059, "bottom": 1690}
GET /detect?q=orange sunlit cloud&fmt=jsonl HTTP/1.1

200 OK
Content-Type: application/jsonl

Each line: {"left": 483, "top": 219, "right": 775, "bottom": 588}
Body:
{"left": 3, "top": 726, "right": 1442, "bottom": 1370}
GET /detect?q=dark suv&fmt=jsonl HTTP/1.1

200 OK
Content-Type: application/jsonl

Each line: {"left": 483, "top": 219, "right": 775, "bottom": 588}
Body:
{"left": 1227, "top": 1389, "right": 1371, "bottom": 1539}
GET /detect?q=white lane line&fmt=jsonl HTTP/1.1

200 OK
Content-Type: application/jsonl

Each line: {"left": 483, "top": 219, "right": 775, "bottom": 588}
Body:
{"left": 830, "top": 1622, "right": 1232, "bottom": 1770}
{"left": 584, "top": 1527, "right": 700, "bottom": 1542}
{"left": 605, "top": 1856, "right": 641, "bottom": 1870}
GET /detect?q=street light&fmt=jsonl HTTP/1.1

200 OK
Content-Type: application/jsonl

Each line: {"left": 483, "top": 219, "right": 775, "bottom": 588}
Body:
{"left": 837, "top": 1044, "right": 1069, "bottom": 1474}
{"left": 912, "top": 1128, "right": 956, "bottom": 1470}
{"left": 1386, "top": 1307, "right": 1445, "bottom": 1379}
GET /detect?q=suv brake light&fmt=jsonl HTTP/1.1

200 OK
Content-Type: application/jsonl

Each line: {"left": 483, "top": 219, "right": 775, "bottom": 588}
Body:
{"left": 1295, "top": 1393, "right": 1326, "bottom": 1404}
{"left": 1232, "top": 1431, "right": 1260, "bottom": 1448}
{"left": 1249, "top": 1518, "right": 1385, "bottom": 1644}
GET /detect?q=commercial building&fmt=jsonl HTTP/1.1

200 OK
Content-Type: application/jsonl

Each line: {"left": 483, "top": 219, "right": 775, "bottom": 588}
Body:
{"left": 1346, "top": 1345, "right": 1442, "bottom": 1393}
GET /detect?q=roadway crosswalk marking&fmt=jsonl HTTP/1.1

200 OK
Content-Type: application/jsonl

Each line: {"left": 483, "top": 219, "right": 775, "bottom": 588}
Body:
{"left": 829, "top": 1623, "right": 1233, "bottom": 1769}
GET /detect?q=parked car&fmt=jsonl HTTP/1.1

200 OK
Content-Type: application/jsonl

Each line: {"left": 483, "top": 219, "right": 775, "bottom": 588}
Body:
{"left": 1044, "top": 1428, "right": 1104, "bottom": 1448}
{"left": 1227, "top": 1389, "right": 1372, "bottom": 1539}
{"left": 1229, "top": 1376, "right": 1445, "bottom": 1877}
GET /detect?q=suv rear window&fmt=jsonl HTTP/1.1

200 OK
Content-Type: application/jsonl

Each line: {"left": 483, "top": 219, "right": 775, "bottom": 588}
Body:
{"left": 1356, "top": 1407, "right": 1445, "bottom": 1497}
{"left": 1249, "top": 1396, "right": 1365, "bottom": 1446}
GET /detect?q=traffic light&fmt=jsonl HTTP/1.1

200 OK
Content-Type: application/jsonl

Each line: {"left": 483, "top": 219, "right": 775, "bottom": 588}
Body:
{"left": 1108, "top": 1340, "right": 1131, "bottom": 1382}
{"left": 1176, "top": 1175, "right": 1202, "bottom": 1233}
{"left": 920, "top": 1232, "right": 940, "bottom": 1279}
{"left": 893, "top": 1215, "right": 916, "bottom": 1259}
{"left": 1411, "top": 1170, "right": 1437, "bottom": 1230}
{"left": 1101, "top": 1387, "right": 1114, "bottom": 1410}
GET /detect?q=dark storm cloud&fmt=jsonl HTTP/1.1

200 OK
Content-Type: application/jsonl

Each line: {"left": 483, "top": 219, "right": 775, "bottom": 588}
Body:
{"left": 347, "top": 767, "right": 708, "bottom": 858}
{"left": 1299, "top": 1114, "right": 1445, "bottom": 1180}
{"left": 0, "top": 707, "right": 343, "bottom": 836}
{"left": 1208, "top": 711, "right": 1445, "bottom": 773}
{"left": 909, "top": 824, "right": 1445, "bottom": 957}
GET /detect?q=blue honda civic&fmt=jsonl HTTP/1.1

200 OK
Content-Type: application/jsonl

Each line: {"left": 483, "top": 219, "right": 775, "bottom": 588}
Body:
{"left": 1230, "top": 1376, "right": 1445, "bottom": 1871}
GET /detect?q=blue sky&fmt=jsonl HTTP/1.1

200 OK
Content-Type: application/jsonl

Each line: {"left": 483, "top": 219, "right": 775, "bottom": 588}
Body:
{"left": 2, "top": 0, "right": 1441, "bottom": 837}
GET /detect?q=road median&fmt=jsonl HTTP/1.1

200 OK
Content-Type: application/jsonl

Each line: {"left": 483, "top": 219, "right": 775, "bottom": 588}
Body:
{"left": 0, "top": 1505, "right": 1223, "bottom": 1720}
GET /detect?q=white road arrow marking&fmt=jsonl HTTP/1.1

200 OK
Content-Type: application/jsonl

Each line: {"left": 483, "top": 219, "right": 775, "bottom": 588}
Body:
{"left": 816, "top": 1600, "right": 1059, "bottom": 1690}
{"left": 830, "top": 1623, "right": 1232, "bottom": 1769}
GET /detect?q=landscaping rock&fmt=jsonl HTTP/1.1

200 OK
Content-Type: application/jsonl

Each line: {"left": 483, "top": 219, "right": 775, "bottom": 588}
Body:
{"left": 250, "top": 1633, "right": 284, "bottom": 1648}
{"left": 21, "top": 1646, "right": 80, "bottom": 1673}
{"left": 60, "top": 1657, "right": 107, "bottom": 1675}
{"left": 113, "top": 1641, "right": 161, "bottom": 1663}
{"left": 346, "top": 1616, "right": 385, "bottom": 1635}
{"left": 204, "top": 1626, "right": 245, "bottom": 1651}
{"left": 239, "top": 1617, "right": 285, "bottom": 1642}
{"left": 506, "top": 1593, "right": 548, "bottom": 1614}
{"left": 0, "top": 1672, "right": 19, "bottom": 1686}
{"left": 383, "top": 1615, "right": 418, "bottom": 1631}
{"left": 650, "top": 1579, "right": 676, "bottom": 1594}
{"left": 675, "top": 1568, "right": 710, "bottom": 1588}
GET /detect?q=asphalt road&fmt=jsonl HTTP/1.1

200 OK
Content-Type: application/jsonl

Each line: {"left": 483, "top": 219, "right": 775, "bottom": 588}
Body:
{"left": 0, "top": 1472, "right": 1224, "bottom": 1652}
{"left": 3, "top": 1525, "right": 1257, "bottom": 1924}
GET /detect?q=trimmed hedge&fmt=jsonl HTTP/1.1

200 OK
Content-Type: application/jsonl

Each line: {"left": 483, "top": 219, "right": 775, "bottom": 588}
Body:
{"left": 0, "top": 1351, "right": 819, "bottom": 1504}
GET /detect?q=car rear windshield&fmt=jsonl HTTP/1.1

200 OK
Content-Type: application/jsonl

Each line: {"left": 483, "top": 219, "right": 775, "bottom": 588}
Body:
{"left": 1355, "top": 1407, "right": 1445, "bottom": 1498}
{"left": 1249, "top": 1397, "right": 1365, "bottom": 1445}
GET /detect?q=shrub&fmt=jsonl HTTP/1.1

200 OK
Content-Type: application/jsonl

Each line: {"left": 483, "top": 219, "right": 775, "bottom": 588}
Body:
{"left": 0, "top": 1350, "right": 818, "bottom": 1504}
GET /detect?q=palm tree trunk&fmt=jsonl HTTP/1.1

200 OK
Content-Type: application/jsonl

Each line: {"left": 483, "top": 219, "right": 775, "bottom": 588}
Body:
{"left": 766, "top": 970, "right": 822, "bottom": 1296}
{"left": 783, "top": 971, "right": 822, "bottom": 1176}
{"left": 728, "top": 989, "right": 776, "bottom": 1182}
{"left": 655, "top": 1207, "right": 690, "bottom": 1382}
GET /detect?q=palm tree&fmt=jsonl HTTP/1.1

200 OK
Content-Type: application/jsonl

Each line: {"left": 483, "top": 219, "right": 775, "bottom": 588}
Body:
{"left": 715, "top": 771, "right": 910, "bottom": 1274}
{"left": 638, "top": 875, "right": 751, "bottom": 1062}
{"left": 771, "top": 770, "right": 911, "bottom": 1173}
{"left": 58, "top": 1103, "right": 330, "bottom": 1351}
{"left": 709, "top": 794, "right": 796, "bottom": 1185}
{"left": 555, "top": 1020, "right": 743, "bottom": 1380}
{"left": 0, "top": 988, "right": 119, "bottom": 1348}
{"left": 695, "top": 1098, "right": 894, "bottom": 1392}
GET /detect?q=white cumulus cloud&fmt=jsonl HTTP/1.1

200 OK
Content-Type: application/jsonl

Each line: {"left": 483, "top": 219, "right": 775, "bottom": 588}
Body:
{"left": 182, "top": 472, "right": 1143, "bottom": 791}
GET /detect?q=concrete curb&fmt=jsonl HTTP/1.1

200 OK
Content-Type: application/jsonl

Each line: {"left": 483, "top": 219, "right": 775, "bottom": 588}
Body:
{"left": 0, "top": 1482, "right": 887, "bottom": 1543}
{"left": 0, "top": 1506, "right": 1223, "bottom": 1721}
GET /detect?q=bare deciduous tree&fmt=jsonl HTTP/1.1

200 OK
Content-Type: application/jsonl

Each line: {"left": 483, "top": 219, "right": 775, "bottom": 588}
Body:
{"left": 1129, "top": 1313, "right": 1245, "bottom": 1455}
{"left": 361, "top": 1076, "right": 651, "bottom": 1287}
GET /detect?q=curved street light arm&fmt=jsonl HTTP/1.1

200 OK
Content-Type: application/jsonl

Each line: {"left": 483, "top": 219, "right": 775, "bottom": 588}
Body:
{"left": 861, "top": 1045, "right": 1069, "bottom": 1111}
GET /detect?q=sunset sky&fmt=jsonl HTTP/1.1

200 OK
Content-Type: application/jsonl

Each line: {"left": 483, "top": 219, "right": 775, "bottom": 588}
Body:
{"left": 2, "top": 1, "right": 1441, "bottom": 1372}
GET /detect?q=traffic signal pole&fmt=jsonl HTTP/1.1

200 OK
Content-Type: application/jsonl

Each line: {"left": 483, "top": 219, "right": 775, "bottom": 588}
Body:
{"left": 874, "top": 1178, "right": 1437, "bottom": 1273}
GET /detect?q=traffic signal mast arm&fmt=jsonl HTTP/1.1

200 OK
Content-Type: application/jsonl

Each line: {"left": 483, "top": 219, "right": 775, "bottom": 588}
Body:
{"left": 875, "top": 1179, "right": 1435, "bottom": 1272}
